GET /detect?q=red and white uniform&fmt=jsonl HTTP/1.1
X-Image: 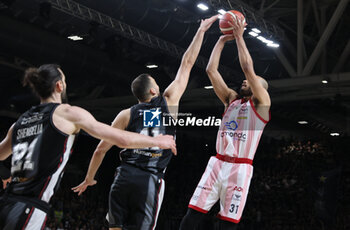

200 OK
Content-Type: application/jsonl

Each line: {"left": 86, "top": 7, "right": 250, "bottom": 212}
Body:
{"left": 189, "top": 98, "right": 269, "bottom": 223}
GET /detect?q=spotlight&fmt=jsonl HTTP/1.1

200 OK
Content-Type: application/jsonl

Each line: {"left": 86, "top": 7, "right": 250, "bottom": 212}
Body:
{"left": 68, "top": 35, "right": 83, "bottom": 41}
{"left": 197, "top": 3, "right": 209, "bottom": 11}
{"left": 251, "top": 28, "right": 261, "bottom": 33}
{"left": 298, "top": 121, "right": 308, "bottom": 124}
{"left": 267, "top": 43, "right": 280, "bottom": 48}
{"left": 218, "top": 9, "right": 226, "bottom": 15}
{"left": 248, "top": 31, "right": 258, "bottom": 37}
{"left": 146, "top": 64, "right": 158, "bottom": 69}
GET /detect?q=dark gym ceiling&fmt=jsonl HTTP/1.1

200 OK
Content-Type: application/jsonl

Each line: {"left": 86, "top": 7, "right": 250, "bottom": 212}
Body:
{"left": 0, "top": 0, "right": 349, "bottom": 137}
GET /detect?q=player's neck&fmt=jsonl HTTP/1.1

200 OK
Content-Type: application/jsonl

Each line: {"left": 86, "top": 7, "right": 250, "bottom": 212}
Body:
{"left": 241, "top": 96, "right": 251, "bottom": 102}
{"left": 40, "top": 94, "right": 62, "bottom": 104}
{"left": 139, "top": 95, "right": 157, "bottom": 104}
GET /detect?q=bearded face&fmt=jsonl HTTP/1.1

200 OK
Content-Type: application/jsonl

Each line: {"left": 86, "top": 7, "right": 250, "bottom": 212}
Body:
{"left": 239, "top": 80, "right": 252, "bottom": 97}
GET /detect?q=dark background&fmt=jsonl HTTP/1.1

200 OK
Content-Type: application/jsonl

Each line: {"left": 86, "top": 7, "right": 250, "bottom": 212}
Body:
{"left": 0, "top": 0, "right": 349, "bottom": 229}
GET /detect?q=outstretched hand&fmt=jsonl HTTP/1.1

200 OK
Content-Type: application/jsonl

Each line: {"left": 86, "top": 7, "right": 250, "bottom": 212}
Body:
{"left": 199, "top": 15, "right": 219, "bottom": 32}
{"left": 2, "top": 177, "right": 11, "bottom": 189}
{"left": 72, "top": 178, "right": 97, "bottom": 196}
{"left": 155, "top": 134, "right": 177, "bottom": 156}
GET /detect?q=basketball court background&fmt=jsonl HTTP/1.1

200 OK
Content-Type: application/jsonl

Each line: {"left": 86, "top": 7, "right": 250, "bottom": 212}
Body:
{"left": 0, "top": 0, "right": 349, "bottom": 229}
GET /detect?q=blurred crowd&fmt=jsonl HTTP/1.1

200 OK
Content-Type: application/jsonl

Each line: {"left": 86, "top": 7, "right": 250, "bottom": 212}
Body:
{"left": 39, "top": 134, "right": 350, "bottom": 229}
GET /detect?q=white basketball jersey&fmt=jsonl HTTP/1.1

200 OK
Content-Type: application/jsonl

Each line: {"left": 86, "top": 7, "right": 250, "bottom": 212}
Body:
{"left": 216, "top": 98, "right": 269, "bottom": 160}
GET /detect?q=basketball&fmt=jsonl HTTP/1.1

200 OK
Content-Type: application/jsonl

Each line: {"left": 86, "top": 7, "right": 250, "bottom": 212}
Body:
{"left": 219, "top": 10, "right": 246, "bottom": 34}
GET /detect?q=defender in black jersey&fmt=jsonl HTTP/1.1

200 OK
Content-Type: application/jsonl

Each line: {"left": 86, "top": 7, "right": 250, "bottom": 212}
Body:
{"left": 72, "top": 15, "right": 219, "bottom": 230}
{"left": 0, "top": 64, "right": 176, "bottom": 230}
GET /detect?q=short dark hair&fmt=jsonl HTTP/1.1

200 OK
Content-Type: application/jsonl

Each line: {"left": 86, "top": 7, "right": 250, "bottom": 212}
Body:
{"left": 23, "top": 64, "right": 62, "bottom": 99}
{"left": 131, "top": 73, "right": 152, "bottom": 102}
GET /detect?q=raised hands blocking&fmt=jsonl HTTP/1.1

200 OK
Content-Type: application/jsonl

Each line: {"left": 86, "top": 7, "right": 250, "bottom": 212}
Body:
{"left": 199, "top": 15, "right": 219, "bottom": 32}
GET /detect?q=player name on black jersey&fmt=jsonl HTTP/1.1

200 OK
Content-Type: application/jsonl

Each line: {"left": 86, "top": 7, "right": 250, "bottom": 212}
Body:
{"left": 16, "top": 123, "right": 43, "bottom": 139}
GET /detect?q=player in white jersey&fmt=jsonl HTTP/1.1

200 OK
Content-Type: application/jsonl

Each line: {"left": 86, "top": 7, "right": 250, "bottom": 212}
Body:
{"left": 180, "top": 18, "right": 271, "bottom": 229}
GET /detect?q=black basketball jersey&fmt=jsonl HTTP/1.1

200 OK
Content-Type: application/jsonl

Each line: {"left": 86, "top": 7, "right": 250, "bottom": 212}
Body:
{"left": 9, "top": 103, "right": 75, "bottom": 203}
{"left": 120, "top": 96, "right": 176, "bottom": 174}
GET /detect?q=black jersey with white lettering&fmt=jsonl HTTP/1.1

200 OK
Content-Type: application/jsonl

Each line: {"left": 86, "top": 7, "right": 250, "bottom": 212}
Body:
{"left": 9, "top": 103, "right": 75, "bottom": 203}
{"left": 120, "top": 96, "right": 176, "bottom": 174}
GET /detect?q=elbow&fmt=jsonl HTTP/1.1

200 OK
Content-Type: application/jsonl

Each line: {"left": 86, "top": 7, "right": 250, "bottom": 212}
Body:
{"left": 117, "top": 137, "right": 130, "bottom": 148}
{"left": 241, "top": 62, "right": 252, "bottom": 74}
{"left": 94, "top": 149, "right": 107, "bottom": 157}
{"left": 206, "top": 66, "right": 213, "bottom": 74}
{"left": 206, "top": 66, "right": 216, "bottom": 75}
{"left": 182, "top": 56, "right": 194, "bottom": 68}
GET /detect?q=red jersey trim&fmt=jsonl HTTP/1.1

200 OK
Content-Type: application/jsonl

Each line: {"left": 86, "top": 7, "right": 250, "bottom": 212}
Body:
{"left": 151, "top": 180, "right": 163, "bottom": 230}
{"left": 249, "top": 98, "right": 270, "bottom": 124}
{"left": 217, "top": 214, "right": 241, "bottom": 223}
{"left": 22, "top": 207, "right": 35, "bottom": 230}
{"left": 216, "top": 154, "right": 253, "bottom": 165}
{"left": 188, "top": 204, "right": 208, "bottom": 214}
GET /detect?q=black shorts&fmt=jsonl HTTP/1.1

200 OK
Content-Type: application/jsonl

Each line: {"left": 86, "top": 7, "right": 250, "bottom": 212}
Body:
{"left": 0, "top": 194, "right": 49, "bottom": 230}
{"left": 107, "top": 163, "right": 165, "bottom": 230}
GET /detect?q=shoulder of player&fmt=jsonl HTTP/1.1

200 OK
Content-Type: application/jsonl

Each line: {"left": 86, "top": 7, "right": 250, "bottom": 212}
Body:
{"left": 119, "top": 108, "right": 131, "bottom": 116}
{"left": 54, "top": 104, "right": 90, "bottom": 122}
{"left": 111, "top": 108, "right": 131, "bottom": 129}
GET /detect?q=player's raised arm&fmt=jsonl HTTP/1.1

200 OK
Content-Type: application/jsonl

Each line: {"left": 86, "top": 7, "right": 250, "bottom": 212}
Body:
{"left": 206, "top": 35, "right": 238, "bottom": 107}
{"left": 231, "top": 19, "right": 270, "bottom": 106}
{"left": 0, "top": 124, "right": 14, "bottom": 161}
{"left": 163, "top": 15, "right": 219, "bottom": 106}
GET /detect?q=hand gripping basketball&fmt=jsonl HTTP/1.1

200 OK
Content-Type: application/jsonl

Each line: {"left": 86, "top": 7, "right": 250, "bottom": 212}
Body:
{"left": 219, "top": 10, "right": 246, "bottom": 34}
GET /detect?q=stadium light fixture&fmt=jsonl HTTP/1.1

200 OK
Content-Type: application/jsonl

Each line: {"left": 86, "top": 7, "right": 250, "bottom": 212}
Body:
{"left": 146, "top": 64, "right": 158, "bottom": 69}
{"left": 251, "top": 28, "right": 261, "bottom": 33}
{"left": 248, "top": 31, "right": 258, "bottom": 37}
{"left": 197, "top": 3, "right": 209, "bottom": 11}
{"left": 298, "top": 121, "right": 308, "bottom": 124}
{"left": 330, "top": 132, "right": 340, "bottom": 136}
{"left": 322, "top": 80, "right": 328, "bottom": 84}
{"left": 204, "top": 86, "right": 213, "bottom": 89}
{"left": 218, "top": 9, "right": 226, "bottom": 15}
{"left": 267, "top": 43, "right": 280, "bottom": 48}
{"left": 68, "top": 35, "right": 83, "bottom": 41}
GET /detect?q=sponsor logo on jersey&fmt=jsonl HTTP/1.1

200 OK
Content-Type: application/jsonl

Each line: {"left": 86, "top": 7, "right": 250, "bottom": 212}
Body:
{"left": 197, "top": 185, "right": 212, "bottom": 191}
{"left": 239, "top": 107, "right": 248, "bottom": 115}
{"left": 21, "top": 113, "right": 44, "bottom": 125}
{"left": 233, "top": 194, "right": 242, "bottom": 201}
{"left": 225, "top": 120, "right": 238, "bottom": 131}
{"left": 220, "top": 131, "right": 247, "bottom": 141}
{"left": 133, "top": 149, "right": 163, "bottom": 158}
{"left": 233, "top": 186, "right": 243, "bottom": 192}
{"left": 232, "top": 186, "right": 243, "bottom": 201}
{"left": 143, "top": 108, "right": 161, "bottom": 127}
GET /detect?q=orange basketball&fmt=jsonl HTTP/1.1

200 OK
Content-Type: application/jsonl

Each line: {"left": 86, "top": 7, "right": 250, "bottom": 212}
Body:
{"left": 219, "top": 10, "right": 246, "bottom": 34}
